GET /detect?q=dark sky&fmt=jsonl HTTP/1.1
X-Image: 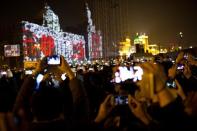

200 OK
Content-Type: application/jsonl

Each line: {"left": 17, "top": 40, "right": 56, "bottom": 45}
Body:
{"left": 129, "top": 0, "right": 197, "bottom": 46}
{"left": 0, "top": 0, "right": 197, "bottom": 46}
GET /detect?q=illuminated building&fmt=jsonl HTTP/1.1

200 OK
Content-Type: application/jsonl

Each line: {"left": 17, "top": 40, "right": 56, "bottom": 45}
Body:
{"left": 43, "top": 4, "right": 61, "bottom": 32}
{"left": 133, "top": 33, "right": 167, "bottom": 55}
{"left": 119, "top": 38, "right": 132, "bottom": 57}
{"left": 148, "top": 44, "right": 159, "bottom": 55}
{"left": 134, "top": 33, "right": 149, "bottom": 53}
{"left": 22, "top": 4, "right": 86, "bottom": 63}
{"left": 86, "top": 0, "right": 130, "bottom": 58}
{"left": 159, "top": 48, "right": 168, "bottom": 54}
{"left": 86, "top": 3, "right": 103, "bottom": 60}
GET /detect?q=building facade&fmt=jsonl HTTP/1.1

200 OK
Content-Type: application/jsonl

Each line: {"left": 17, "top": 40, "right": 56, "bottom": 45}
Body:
{"left": 87, "top": 0, "right": 130, "bottom": 59}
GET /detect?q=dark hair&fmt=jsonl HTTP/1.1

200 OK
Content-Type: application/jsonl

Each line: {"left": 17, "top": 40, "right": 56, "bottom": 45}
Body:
{"left": 31, "top": 82, "right": 64, "bottom": 121}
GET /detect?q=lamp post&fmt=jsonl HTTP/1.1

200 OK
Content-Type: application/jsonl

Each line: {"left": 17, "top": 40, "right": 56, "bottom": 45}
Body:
{"left": 179, "top": 32, "right": 183, "bottom": 50}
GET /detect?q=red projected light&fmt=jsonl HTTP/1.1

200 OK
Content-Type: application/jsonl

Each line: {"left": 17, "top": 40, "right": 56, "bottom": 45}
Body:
{"left": 40, "top": 35, "right": 55, "bottom": 56}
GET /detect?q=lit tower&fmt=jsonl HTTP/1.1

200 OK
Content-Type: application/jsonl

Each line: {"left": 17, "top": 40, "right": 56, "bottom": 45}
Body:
{"left": 42, "top": 3, "right": 62, "bottom": 56}
{"left": 86, "top": 3, "right": 94, "bottom": 60}
{"left": 43, "top": 3, "right": 61, "bottom": 32}
{"left": 86, "top": 3, "right": 103, "bottom": 60}
{"left": 119, "top": 38, "right": 131, "bottom": 57}
{"left": 86, "top": 0, "right": 129, "bottom": 59}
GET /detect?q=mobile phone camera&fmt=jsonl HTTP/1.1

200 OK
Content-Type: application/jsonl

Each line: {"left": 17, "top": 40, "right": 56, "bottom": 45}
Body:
{"left": 166, "top": 79, "right": 176, "bottom": 88}
{"left": 47, "top": 55, "right": 61, "bottom": 65}
{"left": 114, "top": 95, "right": 128, "bottom": 105}
{"left": 177, "top": 64, "right": 184, "bottom": 70}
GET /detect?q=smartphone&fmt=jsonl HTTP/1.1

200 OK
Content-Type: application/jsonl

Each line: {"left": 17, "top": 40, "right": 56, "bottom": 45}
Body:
{"left": 112, "top": 66, "right": 143, "bottom": 83}
{"left": 184, "top": 54, "right": 188, "bottom": 60}
{"left": 25, "top": 70, "right": 33, "bottom": 75}
{"left": 1, "top": 71, "right": 7, "bottom": 75}
{"left": 177, "top": 64, "right": 184, "bottom": 70}
{"left": 114, "top": 95, "right": 128, "bottom": 105}
{"left": 61, "top": 73, "right": 67, "bottom": 81}
{"left": 166, "top": 79, "right": 176, "bottom": 88}
{"left": 47, "top": 55, "right": 61, "bottom": 65}
{"left": 89, "top": 68, "right": 94, "bottom": 71}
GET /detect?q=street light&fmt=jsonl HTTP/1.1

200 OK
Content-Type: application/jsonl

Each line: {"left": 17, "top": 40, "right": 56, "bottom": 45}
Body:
{"left": 178, "top": 32, "right": 183, "bottom": 49}
{"left": 126, "top": 38, "right": 131, "bottom": 43}
{"left": 179, "top": 32, "right": 183, "bottom": 38}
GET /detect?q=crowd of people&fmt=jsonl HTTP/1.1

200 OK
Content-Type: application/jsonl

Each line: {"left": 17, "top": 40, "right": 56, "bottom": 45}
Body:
{"left": 0, "top": 50, "right": 197, "bottom": 131}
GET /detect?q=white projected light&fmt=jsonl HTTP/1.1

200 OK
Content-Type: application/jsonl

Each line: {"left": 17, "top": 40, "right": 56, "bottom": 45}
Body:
{"left": 36, "top": 74, "right": 44, "bottom": 90}
{"left": 61, "top": 73, "right": 67, "bottom": 81}
{"left": 22, "top": 4, "right": 85, "bottom": 62}
{"left": 23, "top": 21, "right": 85, "bottom": 62}
{"left": 86, "top": 3, "right": 103, "bottom": 60}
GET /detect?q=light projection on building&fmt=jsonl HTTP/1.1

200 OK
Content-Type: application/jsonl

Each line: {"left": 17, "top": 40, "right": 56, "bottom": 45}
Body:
{"left": 86, "top": 3, "right": 103, "bottom": 60}
{"left": 22, "top": 21, "right": 85, "bottom": 61}
{"left": 22, "top": 4, "right": 85, "bottom": 62}
{"left": 43, "top": 4, "right": 61, "bottom": 32}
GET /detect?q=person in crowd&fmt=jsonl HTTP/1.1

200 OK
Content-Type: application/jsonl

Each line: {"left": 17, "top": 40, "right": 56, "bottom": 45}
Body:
{"left": 0, "top": 109, "right": 29, "bottom": 131}
{"left": 0, "top": 68, "right": 17, "bottom": 112}
{"left": 0, "top": 50, "right": 196, "bottom": 131}
{"left": 13, "top": 55, "right": 90, "bottom": 130}
{"left": 30, "top": 80, "right": 68, "bottom": 131}
{"left": 168, "top": 51, "right": 197, "bottom": 128}
{"left": 92, "top": 62, "right": 194, "bottom": 130}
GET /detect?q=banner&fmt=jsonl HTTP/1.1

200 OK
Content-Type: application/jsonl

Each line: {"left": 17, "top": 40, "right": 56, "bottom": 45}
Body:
{"left": 4, "top": 44, "right": 20, "bottom": 57}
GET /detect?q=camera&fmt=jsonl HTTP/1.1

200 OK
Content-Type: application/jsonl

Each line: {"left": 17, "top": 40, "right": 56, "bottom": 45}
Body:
{"left": 111, "top": 66, "right": 143, "bottom": 83}
{"left": 177, "top": 64, "right": 184, "bottom": 70}
{"left": 184, "top": 54, "right": 188, "bottom": 59}
{"left": 1, "top": 71, "right": 7, "bottom": 75}
{"left": 25, "top": 70, "right": 33, "bottom": 75}
{"left": 114, "top": 95, "right": 128, "bottom": 105}
{"left": 47, "top": 55, "right": 61, "bottom": 65}
{"left": 166, "top": 79, "right": 176, "bottom": 88}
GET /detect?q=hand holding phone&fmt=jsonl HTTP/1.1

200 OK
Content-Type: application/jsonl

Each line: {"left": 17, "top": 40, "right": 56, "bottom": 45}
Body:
{"left": 57, "top": 56, "right": 75, "bottom": 80}
{"left": 95, "top": 95, "right": 115, "bottom": 123}
{"left": 166, "top": 79, "right": 176, "bottom": 89}
{"left": 177, "top": 64, "right": 184, "bottom": 71}
{"left": 128, "top": 95, "right": 151, "bottom": 125}
{"left": 113, "top": 95, "right": 128, "bottom": 105}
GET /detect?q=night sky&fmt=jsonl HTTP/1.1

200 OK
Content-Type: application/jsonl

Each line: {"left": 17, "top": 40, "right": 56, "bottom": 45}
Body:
{"left": 0, "top": 0, "right": 197, "bottom": 46}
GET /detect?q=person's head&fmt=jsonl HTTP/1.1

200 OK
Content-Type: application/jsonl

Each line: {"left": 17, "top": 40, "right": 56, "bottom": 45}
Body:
{"left": 31, "top": 80, "right": 64, "bottom": 121}
{"left": 32, "top": 86, "right": 63, "bottom": 120}
{"left": 136, "top": 62, "right": 167, "bottom": 103}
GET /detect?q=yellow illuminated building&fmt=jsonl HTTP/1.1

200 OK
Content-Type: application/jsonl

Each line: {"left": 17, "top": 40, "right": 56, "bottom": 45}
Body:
{"left": 119, "top": 38, "right": 132, "bottom": 57}
{"left": 148, "top": 44, "right": 159, "bottom": 55}
{"left": 133, "top": 33, "right": 166, "bottom": 55}
{"left": 119, "top": 33, "right": 168, "bottom": 56}
{"left": 134, "top": 33, "right": 149, "bottom": 53}
{"left": 148, "top": 44, "right": 168, "bottom": 55}
{"left": 140, "top": 35, "right": 148, "bottom": 53}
